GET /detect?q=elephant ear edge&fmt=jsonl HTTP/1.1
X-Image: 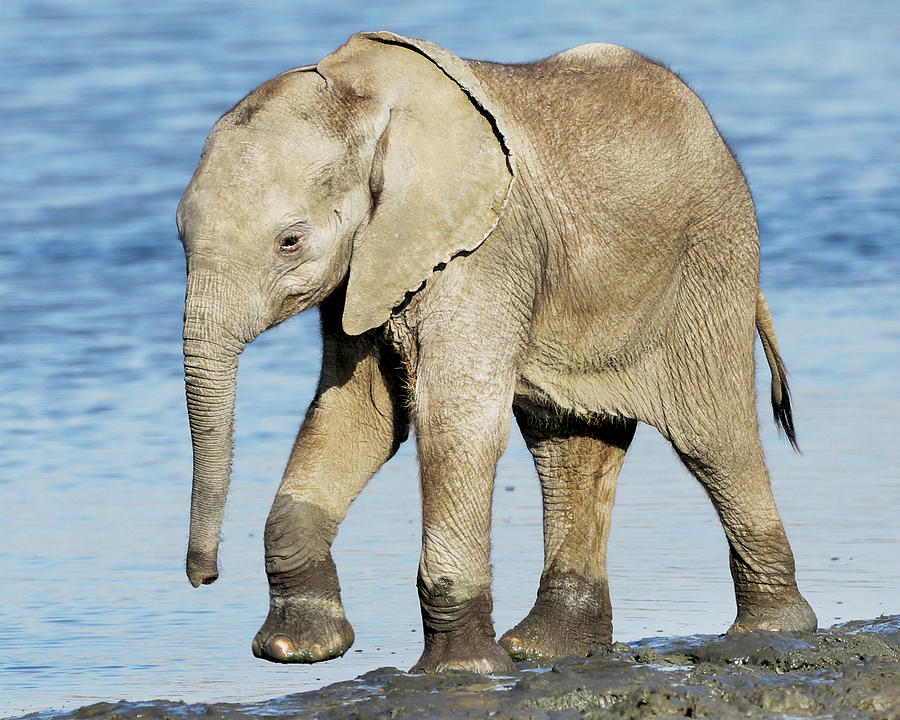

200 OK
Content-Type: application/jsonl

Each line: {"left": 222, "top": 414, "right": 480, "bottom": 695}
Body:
{"left": 318, "top": 32, "right": 517, "bottom": 336}
{"left": 358, "top": 32, "right": 517, "bottom": 173}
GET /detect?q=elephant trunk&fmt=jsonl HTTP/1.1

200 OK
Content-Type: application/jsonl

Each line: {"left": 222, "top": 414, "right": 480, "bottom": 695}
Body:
{"left": 182, "top": 269, "right": 257, "bottom": 587}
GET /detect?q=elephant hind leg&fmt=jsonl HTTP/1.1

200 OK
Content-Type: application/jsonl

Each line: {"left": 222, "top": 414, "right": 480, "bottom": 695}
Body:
{"left": 662, "top": 397, "right": 817, "bottom": 634}
{"left": 500, "top": 407, "right": 636, "bottom": 661}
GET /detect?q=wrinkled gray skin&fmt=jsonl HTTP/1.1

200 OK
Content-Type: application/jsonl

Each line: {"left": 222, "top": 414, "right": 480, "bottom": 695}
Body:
{"left": 177, "top": 32, "right": 816, "bottom": 674}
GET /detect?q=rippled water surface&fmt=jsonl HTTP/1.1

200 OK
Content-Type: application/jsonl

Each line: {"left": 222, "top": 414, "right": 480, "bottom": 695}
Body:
{"left": 1, "top": 1, "right": 898, "bottom": 717}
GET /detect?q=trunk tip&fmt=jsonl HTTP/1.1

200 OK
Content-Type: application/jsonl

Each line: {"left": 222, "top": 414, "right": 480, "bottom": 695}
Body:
{"left": 187, "top": 547, "right": 220, "bottom": 587}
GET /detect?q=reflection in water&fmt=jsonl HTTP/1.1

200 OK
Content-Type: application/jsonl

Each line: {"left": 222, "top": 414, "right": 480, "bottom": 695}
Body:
{"left": 1, "top": 1, "right": 897, "bottom": 716}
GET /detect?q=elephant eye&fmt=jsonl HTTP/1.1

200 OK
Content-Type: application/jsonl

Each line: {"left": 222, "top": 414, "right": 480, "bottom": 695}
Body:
{"left": 278, "top": 233, "right": 305, "bottom": 253}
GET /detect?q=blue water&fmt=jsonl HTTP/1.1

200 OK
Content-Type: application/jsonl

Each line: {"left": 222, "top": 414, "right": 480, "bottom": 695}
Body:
{"left": 1, "top": 1, "right": 898, "bottom": 717}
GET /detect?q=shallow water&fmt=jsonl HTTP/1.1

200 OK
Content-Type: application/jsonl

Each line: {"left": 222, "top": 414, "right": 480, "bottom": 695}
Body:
{"left": 1, "top": 1, "right": 898, "bottom": 717}
{"left": 23, "top": 616, "right": 900, "bottom": 720}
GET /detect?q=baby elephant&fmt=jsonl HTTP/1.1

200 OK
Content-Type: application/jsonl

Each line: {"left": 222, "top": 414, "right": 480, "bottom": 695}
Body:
{"left": 177, "top": 31, "right": 816, "bottom": 673}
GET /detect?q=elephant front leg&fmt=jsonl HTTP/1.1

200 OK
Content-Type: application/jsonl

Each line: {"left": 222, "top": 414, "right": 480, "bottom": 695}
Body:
{"left": 500, "top": 411, "right": 635, "bottom": 661}
{"left": 253, "top": 401, "right": 404, "bottom": 664}
{"left": 409, "top": 383, "right": 516, "bottom": 674}
{"left": 252, "top": 311, "right": 408, "bottom": 663}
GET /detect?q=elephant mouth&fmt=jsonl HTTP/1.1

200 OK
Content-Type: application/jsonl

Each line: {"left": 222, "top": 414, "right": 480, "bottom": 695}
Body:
{"left": 270, "top": 294, "right": 311, "bottom": 329}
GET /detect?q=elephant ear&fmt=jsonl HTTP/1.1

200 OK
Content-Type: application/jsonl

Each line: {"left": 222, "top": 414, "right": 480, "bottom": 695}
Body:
{"left": 317, "top": 32, "right": 516, "bottom": 336}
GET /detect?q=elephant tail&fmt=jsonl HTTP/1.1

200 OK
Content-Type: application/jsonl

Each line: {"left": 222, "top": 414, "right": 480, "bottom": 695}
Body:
{"left": 756, "top": 289, "right": 799, "bottom": 450}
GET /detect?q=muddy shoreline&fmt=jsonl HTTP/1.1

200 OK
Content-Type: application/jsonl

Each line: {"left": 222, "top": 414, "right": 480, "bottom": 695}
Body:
{"left": 18, "top": 615, "right": 899, "bottom": 720}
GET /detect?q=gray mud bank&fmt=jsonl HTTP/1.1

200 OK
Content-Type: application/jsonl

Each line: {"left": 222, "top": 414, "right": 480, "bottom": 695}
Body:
{"left": 35, "top": 616, "right": 900, "bottom": 720}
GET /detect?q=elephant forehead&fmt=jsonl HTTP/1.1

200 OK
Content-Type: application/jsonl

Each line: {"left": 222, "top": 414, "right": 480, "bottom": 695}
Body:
{"left": 202, "top": 125, "right": 345, "bottom": 194}
{"left": 179, "top": 129, "right": 349, "bottom": 241}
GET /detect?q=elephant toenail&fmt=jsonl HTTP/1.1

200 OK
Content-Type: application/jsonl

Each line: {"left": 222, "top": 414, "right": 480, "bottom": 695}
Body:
{"left": 309, "top": 643, "right": 324, "bottom": 660}
{"left": 272, "top": 636, "right": 295, "bottom": 659}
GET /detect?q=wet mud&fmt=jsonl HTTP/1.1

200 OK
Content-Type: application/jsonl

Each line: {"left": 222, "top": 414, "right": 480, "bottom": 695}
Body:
{"left": 24, "top": 616, "right": 900, "bottom": 720}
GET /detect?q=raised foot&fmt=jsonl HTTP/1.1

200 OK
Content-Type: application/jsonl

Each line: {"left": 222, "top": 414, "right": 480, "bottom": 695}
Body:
{"left": 728, "top": 598, "right": 818, "bottom": 634}
{"left": 252, "top": 599, "right": 354, "bottom": 663}
{"left": 500, "top": 572, "right": 612, "bottom": 661}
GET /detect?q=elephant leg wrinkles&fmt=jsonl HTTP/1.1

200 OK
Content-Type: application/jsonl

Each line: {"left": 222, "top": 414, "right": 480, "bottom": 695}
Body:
{"left": 676, "top": 439, "right": 818, "bottom": 634}
{"left": 407, "top": 307, "right": 527, "bottom": 673}
{"left": 655, "top": 340, "right": 817, "bottom": 635}
{"left": 253, "top": 496, "right": 353, "bottom": 663}
{"left": 411, "top": 400, "right": 517, "bottom": 674}
{"left": 253, "top": 301, "right": 409, "bottom": 664}
{"left": 501, "top": 409, "right": 636, "bottom": 660}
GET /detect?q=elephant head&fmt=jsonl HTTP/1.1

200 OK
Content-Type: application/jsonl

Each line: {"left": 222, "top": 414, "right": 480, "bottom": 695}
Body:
{"left": 176, "top": 32, "right": 515, "bottom": 587}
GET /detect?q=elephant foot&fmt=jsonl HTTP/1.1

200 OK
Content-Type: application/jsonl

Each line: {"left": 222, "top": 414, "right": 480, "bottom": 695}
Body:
{"left": 728, "top": 597, "right": 818, "bottom": 634}
{"left": 252, "top": 598, "right": 354, "bottom": 663}
{"left": 412, "top": 581, "right": 514, "bottom": 674}
{"left": 500, "top": 572, "right": 612, "bottom": 661}
{"left": 411, "top": 634, "right": 514, "bottom": 674}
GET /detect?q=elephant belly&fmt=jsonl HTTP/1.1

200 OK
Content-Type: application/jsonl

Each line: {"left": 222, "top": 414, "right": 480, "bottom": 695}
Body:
{"left": 515, "top": 253, "right": 682, "bottom": 422}
{"left": 516, "top": 339, "right": 658, "bottom": 423}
